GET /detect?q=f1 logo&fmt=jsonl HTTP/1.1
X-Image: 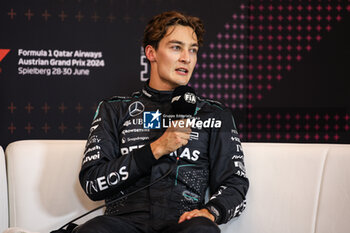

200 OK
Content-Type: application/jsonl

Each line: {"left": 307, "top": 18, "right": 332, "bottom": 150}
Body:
{"left": 143, "top": 110, "right": 161, "bottom": 129}
{"left": 0, "top": 49, "right": 10, "bottom": 62}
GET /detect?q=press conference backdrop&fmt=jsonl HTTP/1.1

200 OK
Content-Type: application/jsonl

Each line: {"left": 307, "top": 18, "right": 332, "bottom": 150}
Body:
{"left": 1, "top": 0, "right": 349, "bottom": 148}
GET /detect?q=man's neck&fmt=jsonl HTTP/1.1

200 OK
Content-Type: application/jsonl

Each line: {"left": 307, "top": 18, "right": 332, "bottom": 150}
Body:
{"left": 148, "top": 77, "right": 175, "bottom": 91}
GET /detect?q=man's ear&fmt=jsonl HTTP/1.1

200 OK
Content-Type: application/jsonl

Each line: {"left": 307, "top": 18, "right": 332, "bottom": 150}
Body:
{"left": 145, "top": 45, "right": 157, "bottom": 62}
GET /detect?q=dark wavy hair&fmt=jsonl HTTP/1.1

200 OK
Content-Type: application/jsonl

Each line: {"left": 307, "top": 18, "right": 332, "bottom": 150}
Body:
{"left": 143, "top": 11, "right": 205, "bottom": 50}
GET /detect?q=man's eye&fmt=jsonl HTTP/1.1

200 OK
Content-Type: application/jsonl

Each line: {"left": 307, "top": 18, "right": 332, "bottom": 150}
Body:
{"left": 190, "top": 48, "right": 198, "bottom": 53}
{"left": 172, "top": 46, "right": 181, "bottom": 50}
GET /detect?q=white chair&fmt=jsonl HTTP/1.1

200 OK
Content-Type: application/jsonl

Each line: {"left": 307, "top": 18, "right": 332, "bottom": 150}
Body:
{"left": 0, "top": 146, "right": 9, "bottom": 233}
{"left": 4, "top": 141, "right": 350, "bottom": 233}
{"left": 5, "top": 140, "right": 103, "bottom": 233}
{"left": 220, "top": 143, "right": 350, "bottom": 233}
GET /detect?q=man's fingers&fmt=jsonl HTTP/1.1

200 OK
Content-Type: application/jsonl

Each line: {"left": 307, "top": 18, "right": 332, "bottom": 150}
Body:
{"left": 179, "top": 132, "right": 191, "bottom": 141}
{"left": 169, "top": 120, "right": 192, "bottom": 131}
{"left": 178, "top": 209, "right": 200, "bottom": 223}
{"left": 151, "top": 120, "right": 192, "bottom": 158}
{"left": 179, "top": 212, "right": 192, "bottom": 223}
{"left": 178, "top": 212, "right": 188, "bottom": 223}
{"left": 169, "top": 127, "right": 191, "bottom": 134}
{"left": 187, "top": 210, "right": 199, "bottom": 219}
{"left": 178, "top": 209, "right": 215, "bottom": 224}
{"left": 172, "top": 130, "right": 191, "bottom": 146}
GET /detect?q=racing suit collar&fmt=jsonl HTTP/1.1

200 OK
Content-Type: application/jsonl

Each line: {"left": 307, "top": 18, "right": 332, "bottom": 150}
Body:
{"left": 142, "top": 82, "right": 173, "bottom": 102}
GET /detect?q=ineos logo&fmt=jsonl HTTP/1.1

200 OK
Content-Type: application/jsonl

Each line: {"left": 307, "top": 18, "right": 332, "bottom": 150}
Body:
{"left": 128, "top": 101, "right": 145, "bottom": 117}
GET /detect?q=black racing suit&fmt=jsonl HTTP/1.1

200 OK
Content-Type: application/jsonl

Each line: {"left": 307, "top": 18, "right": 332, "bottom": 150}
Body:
{"left": 79, "top": 83, "right": 249, "bottom": 228}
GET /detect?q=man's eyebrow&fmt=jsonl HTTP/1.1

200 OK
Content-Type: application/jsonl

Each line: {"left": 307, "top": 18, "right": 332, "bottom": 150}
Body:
{"left": 167, "top": 40, "right": 199, "bottom": 47}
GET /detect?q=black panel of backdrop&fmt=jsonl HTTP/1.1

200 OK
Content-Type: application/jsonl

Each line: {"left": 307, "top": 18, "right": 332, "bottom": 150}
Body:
{"left": 1, "top": 0, "right": 349, "bottom": 148}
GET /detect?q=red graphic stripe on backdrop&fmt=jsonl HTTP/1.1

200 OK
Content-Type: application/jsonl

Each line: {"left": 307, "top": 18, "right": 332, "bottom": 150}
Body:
{"left": 0, "top": 49, "right": 10, "bottom": 62}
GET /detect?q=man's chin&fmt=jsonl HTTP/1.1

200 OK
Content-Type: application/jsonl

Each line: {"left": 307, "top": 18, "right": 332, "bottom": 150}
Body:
{"left": 176, "top": 77, "right": 191, "bottom": 86}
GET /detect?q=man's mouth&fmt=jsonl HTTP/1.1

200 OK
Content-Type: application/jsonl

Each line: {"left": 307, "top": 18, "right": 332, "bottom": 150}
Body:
{"left": 175, "top": 68, "right": 189, "bottom": 74}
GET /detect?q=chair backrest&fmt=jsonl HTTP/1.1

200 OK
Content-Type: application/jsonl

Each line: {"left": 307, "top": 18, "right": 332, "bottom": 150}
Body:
{"left": 5, "top": 141, "right": 350, "bottom": 233}
{"left": 0, "top": 146, "right": 9, "bottom": 232}
{"left": 220, "top": 143, "right": 350, "bottom": 233}
{"left": 5, "top": 140, "right": 104, "bottom": 233}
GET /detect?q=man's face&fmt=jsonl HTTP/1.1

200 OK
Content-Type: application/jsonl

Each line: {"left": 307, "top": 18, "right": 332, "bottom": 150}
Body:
{"left": 148, "top": 25, "right": 199, "bottom": 90}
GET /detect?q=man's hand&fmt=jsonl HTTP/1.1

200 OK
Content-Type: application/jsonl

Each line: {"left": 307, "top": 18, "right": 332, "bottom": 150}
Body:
{"left": 150, "top": 119, "right": 191, "bottom": 159}
{"left": 178, "top": 208, "right": 215, "bottom": 223}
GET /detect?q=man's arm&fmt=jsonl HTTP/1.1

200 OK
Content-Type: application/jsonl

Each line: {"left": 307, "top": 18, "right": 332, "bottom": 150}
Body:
{"left": 203, "top": 108, "right": 249, "bottom": 224}
{"left": 79, "top": 100, "right": 158, "bottom": 201}
{"left": 178, "top": 107, "right": 249, "bottom": 224}
{"left": 80, "top": 100, "right": 192, "bottom": 201}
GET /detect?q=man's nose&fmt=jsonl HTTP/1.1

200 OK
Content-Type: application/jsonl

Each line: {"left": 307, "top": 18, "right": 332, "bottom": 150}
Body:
{"left": 179, "top": 50, "right": 190, "bottom": 64}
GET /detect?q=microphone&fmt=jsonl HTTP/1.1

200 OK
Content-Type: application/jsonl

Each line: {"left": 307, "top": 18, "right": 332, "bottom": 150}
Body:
{"left": 171, "top": 85, "right": 197, "bottom": 117}
{"left": 170, "top": 86, "right": 197, "bottom": 158}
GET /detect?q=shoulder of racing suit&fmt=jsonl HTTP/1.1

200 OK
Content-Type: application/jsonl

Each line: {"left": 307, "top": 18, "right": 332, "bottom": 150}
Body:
{"left": 96, "top": 91, "right": 144, "bottom": 112}
{"left": 104, "top": 90, "right": 142, "bottom": 102}
{"left": 196, "top": 96, "right": 228, "bottom": 115}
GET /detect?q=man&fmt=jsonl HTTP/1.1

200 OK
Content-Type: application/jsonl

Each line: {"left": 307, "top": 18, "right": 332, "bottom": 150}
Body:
{"left": 74, "top": 11, "right": 248, "bottom": 233}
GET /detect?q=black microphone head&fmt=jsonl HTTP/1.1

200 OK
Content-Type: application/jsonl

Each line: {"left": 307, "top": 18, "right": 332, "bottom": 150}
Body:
{"left": 171, "top": 85, "right": 197, "bottom": 116}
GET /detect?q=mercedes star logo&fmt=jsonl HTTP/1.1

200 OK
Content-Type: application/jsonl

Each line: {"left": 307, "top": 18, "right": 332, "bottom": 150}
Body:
{"left": 128, "top": 101, "right": 145, "bottom": 117}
